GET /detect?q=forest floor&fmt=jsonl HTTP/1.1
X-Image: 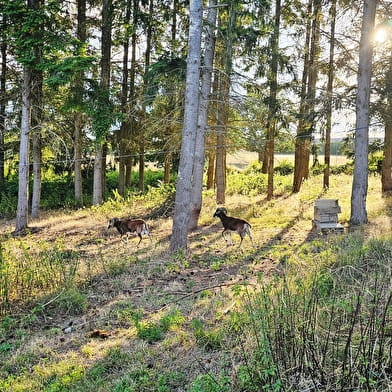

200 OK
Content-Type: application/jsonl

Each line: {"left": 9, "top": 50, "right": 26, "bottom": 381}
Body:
{"left": 0, "top": 172, "right": 391, "bottom": 391}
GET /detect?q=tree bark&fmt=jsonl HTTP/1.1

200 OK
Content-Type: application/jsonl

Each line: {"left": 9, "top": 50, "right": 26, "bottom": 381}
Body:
{"left": 293, "top": 0, "right": 313, "bottom": 193}
{"left": 323, "top": 0, "right": 336, "bottom": 190}
{"left": 164, "top": 152, "right": 172, "bottom": 184}
{"left": 350, "top": 0, "right": 378, "bottom": 226}
{"left": 215, "top": 5, "right": 235, "bottom": 205}
{"left": 381, "top": 54, "right": 392, "bottom": 193}
{"left": 170, "top": 0, "right": 202, "bottom": 252}
{"left": 118, "top": 1, "right": 131, "bottom": 196}
{"left": 382, "top": 123, "right": 392, "bottom": 192}
{"left": 0, "top": 39, "right": 6, "bottom": 189}
{"left": 93, "top": 143, "right": 104, "bottom": 205}
{"left": 74, "top": 112, "right": 84, "bottom": 205}
{"left": 93, "top": 0, "right": 112, "bottom": 205}
{"left": 265, "top": 0, "right": 281, "bottom": 201}
{"left": 206, "top": 150, "right": 215, "bottom": 189}
{"left": 15, "top": 67, "right": 32, "bottom": 233}
{"left": 74, "top": 0, "right": 87, "bottom": 207}
{"left": 31, "top": 66, "right": 43, "bottom": 219}
{"left": 30, "top": 0, "right": 43, "bottom": 219}
{"left": 188, "top": 0, "right": 217, "bottom": 230}
{"left": 139, "top": 0, "right": 154, "bottom": 192}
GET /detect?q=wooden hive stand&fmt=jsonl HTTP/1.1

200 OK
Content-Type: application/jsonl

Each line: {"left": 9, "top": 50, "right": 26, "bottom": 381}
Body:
{"left": 312, "top": 199, "right": 345, "bottom": 234}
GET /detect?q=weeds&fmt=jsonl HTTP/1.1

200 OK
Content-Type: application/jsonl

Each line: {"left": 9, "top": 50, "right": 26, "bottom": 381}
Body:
{"left": 1, "top": 171, "right": 392, "bottom": 391}
{"left": 233, "top": 234, "right": 392, "bottom": 391}
{"left": 133, "top": 309, "right": 186, "bottom": 344}
{"left": 191, "top": 318, "right": 223, "bottom": 351}
{"left": 0, "top": 238, "right": 82, "bottom": 315}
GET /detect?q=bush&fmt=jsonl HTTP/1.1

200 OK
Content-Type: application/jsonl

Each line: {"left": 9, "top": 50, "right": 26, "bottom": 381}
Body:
{"left": 274, "top": 160, "right": 294, "bottom": 175}
{"left": 330, "top": 162, "right": 354, "bottom": 175}
{"left": 0, "top": 169, "right": 177, "bottom": 218}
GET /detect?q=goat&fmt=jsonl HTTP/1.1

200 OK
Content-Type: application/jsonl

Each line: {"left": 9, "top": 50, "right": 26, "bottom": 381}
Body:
{"left": 213, "top": 207, "right": 254, "bottom": 247}
{"left": 107, "top": 217, "right": 152, "bottom": 247}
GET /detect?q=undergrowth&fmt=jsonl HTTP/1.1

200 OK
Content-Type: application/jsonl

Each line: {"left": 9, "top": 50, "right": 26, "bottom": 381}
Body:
{"left": 1, "top": 170, "right": 392, "bottom": 391}
{"left": 231, "top": 233, "right": 392, "bottom": 391}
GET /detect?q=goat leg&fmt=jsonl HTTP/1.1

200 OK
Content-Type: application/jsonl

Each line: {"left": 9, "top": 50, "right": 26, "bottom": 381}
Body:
{"left": 246, "top": 227, "right": 254, "bottom": 246}
{"left": 222, "top": 230, "right": 233, "bottom": 246}
{"left": 136, "top": 234, "right": 142, "bottom": 247}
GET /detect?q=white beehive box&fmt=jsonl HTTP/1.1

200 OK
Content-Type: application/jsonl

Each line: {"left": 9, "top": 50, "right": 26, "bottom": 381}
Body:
{"left": 313, "top": 199, "right": 344, "bottom": 234}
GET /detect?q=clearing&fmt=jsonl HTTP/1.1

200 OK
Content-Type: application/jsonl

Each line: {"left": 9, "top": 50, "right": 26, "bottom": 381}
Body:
{"left": 0, "top": 173, "right": 390, "bottom": 391}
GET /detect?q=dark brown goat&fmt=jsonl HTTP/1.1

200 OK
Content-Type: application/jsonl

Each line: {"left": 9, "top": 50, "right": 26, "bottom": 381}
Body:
{"left": 107, "top": 217, "right": 152, "bottom": 247}
{"left": 213, "top": 207, "right": 254, "bottom": 247}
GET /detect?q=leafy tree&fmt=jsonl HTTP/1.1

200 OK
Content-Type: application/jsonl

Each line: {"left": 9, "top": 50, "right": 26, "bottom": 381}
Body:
{"left": 3, "top": 0, "right": 76, "bottom": 232}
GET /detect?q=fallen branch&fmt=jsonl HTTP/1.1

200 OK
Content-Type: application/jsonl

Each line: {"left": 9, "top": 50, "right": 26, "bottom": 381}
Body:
{"left": 154, "top": 281, "right": 255, "bottom": 313}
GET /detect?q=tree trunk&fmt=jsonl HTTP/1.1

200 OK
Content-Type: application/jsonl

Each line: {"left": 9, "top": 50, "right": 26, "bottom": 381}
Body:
{"left": 293, "top": 0, "right": 313, "bottom": 193}
{"left": 215, "top": 122, "right": 226, "bottom": 204}
{"left": 188, "top": 0, "right": 217, "bottom": 230}
{"left": 170, "top": 0, "right": 202, "bottom": 252}
{"left": 31, "top": 133, "right": 42, "bottom": 219}
{"left": 15, "top": 67, "right": 32, "bottom": 234}
{"left": 93, "top": 143, "right": 104, "bottom": 205}
{"left": 206, "top": 150, "right": 215, "bottom": 189}
{"left": 74, "top": 0, "right": 87, "bottom": 207}
{"left": 381, "top": 54, "right": 392, "bottom": 193}
{"left": 93, "top": 0, "right": 112, "bottom": 205}
{"left": 382, "top": 123, "right": 392, "bottom": 192}
{"left": 350, "top": 0, "right": 377, "bottom": 226}
{"left": 118, "top": 1, "right": 132, "bottom": 196}
{"left": 323, "top": 0, "right": 336, "bottom": 190}
{"left": 215, "top": 5, "right": 235, "bottom": 205}
{"left": 74, "top": 113, "right": 84, "bottom": 205}
{"left": 31, "top": 68, "right": 43, "bottom": 219}
{"left": 139, "top": 0, "right": 154, "bottom": 193}
{"left": 30, "top": 0, "right": 43, "bottom": 219}
{"left": 164, "top": 152, "right": 172, "bottom": 184}
{"left": 0, "top": 39, "right": 6, "bottom": 188}
{"left": 258, "top": 150, "right": 264, "bottom": 164}
{"left": 215, "top": 63, "right": 227, "bottom": 203}
{"left": 125, "top": 0, "right": 138, "bottom": 190}
{"left": 265, "top": 0, "right": 281, "bottom": 201}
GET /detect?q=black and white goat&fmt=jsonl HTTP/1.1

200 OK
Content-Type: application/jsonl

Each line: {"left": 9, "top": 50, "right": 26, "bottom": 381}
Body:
{"left": 107, "top": 217, "right": 152, "bottom": 246}
{"left": 213, "top": 207, "right": 254, "bottom": 247}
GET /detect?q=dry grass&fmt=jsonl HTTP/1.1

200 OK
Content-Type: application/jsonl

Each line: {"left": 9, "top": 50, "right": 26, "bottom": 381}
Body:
{"left": 0, "top": 173, "right": 391, "bottom": 391}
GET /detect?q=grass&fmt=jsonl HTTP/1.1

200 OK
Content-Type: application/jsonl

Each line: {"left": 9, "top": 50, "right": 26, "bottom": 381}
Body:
{"left": 0, "top": 166, "right": 392, "bottom": 391}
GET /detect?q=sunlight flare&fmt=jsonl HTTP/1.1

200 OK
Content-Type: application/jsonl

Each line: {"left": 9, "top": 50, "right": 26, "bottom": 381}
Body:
{"left": 374, "top": 27, "right": 388, "bottom": 44}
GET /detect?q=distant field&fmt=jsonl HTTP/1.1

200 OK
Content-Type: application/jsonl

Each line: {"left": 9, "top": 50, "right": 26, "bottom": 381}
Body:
{"left": 226, "top": 150, "right": 347, "bottom": 170}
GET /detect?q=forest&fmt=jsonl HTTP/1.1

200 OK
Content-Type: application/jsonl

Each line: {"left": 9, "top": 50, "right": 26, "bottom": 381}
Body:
{"left": 1, "top": 0, "right": 392, "bottom": 390}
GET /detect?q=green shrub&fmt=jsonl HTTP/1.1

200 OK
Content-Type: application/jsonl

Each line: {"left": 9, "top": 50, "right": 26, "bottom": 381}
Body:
{"left": 0, "top": 169, "right": 176, "bottom": 218}
{"left": 133, "top": 310, "right": 185, "bottom": 344}
{"left": 189, "top": 373, "right": 230, "bottom": 392}
{"left": 191, "top": 318, "right": 223, "bottom": 351}
{"left": 57, "top": 287, "right": 88, "bottom": 315}
{"left": 330, "top": 161, "right": 354, "bottom": 175}
{"left": 274, "top": 160, "right": 294, "bottom": 175}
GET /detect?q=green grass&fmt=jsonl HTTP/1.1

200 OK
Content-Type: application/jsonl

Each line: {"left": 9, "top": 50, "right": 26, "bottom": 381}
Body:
{"left": 1, "top": 165, "right": 392, "bottom": 391}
